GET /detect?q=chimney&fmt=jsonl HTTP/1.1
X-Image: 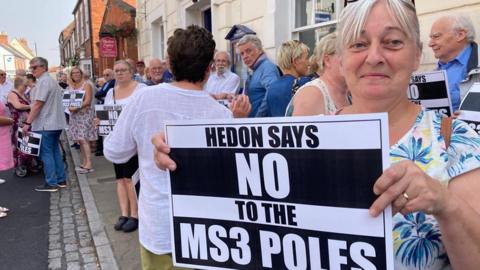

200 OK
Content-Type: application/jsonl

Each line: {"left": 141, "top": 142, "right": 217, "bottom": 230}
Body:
{"left": 18, "top": 38, "right": 28, "bottom": 48}
{"left": 0, "top": 32, "right": 8, "bottom": 44}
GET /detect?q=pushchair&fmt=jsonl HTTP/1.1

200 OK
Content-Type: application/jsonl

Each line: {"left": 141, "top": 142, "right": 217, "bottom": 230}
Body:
{"left": 14, "top": 132, "right": 69, "bottom": 177}
{"left": 13, "top": 129, "right": 42, "bottom": 177}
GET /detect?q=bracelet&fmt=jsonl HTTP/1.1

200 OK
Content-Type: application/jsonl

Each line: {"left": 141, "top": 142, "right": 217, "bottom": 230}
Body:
{"left": 23, "top": 121, "right": 31, "bottom": 125}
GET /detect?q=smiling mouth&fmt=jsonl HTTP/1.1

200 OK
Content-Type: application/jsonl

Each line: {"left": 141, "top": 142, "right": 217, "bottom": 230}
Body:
{"left": 361, "top": 73, "right": 389, "bottom": 78}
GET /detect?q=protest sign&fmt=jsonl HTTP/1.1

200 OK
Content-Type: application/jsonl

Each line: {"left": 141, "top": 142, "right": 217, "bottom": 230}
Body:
{"left": 408, "top": 70, "right": 452, "bottom": 116}
{"left": 63, "top": 90, "right": 85, "bottom": 109}
{"left": 166, "top": 114, "right": 393, "bottom": 270}
{"left": 95, "top": 104, "right": 123, "bottom": 136}
{"left": 458, "top": 83, "right": 480, "bottom": 135}
{"left": 17, "top": 128, "right": 42, "bottom": 156}
{"left": 217, "top": 99, "right": 230, "bottom": 108}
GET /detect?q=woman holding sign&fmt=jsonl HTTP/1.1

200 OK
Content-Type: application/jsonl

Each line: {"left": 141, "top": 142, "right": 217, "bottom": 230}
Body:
{"left": 104, "top": 60, "right": 146, "bottom": 233}
{"left": 334, "top": 1, "right": 480, "bottom": 269}
{"left": 153, "top": 1, "right": 480, "bottom": 269}
{"left": 68, "top": 67, "right": 97, "bottom": 174}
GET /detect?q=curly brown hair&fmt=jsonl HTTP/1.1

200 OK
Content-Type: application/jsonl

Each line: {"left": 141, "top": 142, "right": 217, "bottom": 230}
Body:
{"left": 167, "top": 25, "right": 216, "bottom": 83}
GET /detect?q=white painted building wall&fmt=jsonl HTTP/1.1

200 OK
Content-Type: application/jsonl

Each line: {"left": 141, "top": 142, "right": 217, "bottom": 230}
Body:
{"left": 136, "top": 0, "right": 480, "bottom": 71}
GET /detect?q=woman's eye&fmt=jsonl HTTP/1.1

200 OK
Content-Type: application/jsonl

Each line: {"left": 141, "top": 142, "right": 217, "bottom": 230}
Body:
{"left": 350, "top": 42, "right": 367, "bottom": 50}
{"left": 385, "top": 39, "right": 404, "bottom": 48}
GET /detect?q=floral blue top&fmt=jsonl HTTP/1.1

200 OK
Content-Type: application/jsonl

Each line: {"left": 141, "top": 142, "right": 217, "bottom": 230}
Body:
{"left": 390, "top": 110, "right": 480, "bottom": 270}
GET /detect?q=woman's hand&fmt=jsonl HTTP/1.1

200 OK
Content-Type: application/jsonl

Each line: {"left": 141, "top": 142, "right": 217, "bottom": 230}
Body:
{"left": 151, "top": 131, "right": 177, "bottom": 171}
{"left": 94, "top": 117, "right": 100, "bottom": 128}
{"left": 369, "top": 160, "right": 450, "bottom": 217}
{"left": 68, "top": 106, "right": 79, "bottom": 113}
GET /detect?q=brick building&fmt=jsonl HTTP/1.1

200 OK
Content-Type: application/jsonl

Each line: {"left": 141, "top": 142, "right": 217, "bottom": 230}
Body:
{"left": 98, "top": 0, "right": 138, "bottom": 73}
{"left": 60, "top": 0, "right": 137, "bottom": 77}
{"left": 59, "top": 21, "right": 76, "bottom": 68}
{"left": 69, "top": 0, "right": 106, "bottom": 78}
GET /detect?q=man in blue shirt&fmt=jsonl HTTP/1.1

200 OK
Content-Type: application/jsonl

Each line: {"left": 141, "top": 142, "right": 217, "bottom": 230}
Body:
{"left": 429, "top": 15, "right": 479, "bottom": 111}
{"left": 237, "top": 34, "right": 280, "bottom": 117}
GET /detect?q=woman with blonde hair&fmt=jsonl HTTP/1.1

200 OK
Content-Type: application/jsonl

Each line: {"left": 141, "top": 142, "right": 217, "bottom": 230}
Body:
{"left": 7, "top": 77, "right": 35, "bottom": 174}
{"left": 68, "top": 67, "right": 97, "bottom": 174}
{"left": 104, "top": 60, "right": 146, "bottom": 232}
{"left": 286, "top": 32, "right": 350, "bottom": 116}
{"left": 257, "top": 40, "right": 310, "bottom": 117}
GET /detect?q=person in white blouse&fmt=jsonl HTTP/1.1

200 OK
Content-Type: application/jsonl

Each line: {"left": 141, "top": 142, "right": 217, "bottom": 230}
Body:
{"left": 203, "top": 51, "right": 240, "bottom": 100}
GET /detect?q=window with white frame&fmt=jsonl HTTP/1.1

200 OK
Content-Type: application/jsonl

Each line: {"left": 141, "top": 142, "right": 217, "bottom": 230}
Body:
{"left": 292, "top": 0, "right": 342, "bottom": 51}
{"left": 84, "top": 0, "right": 90, "bottom": 39}
{"left": 151, "top": 17, "right": 165, "bottom": 60}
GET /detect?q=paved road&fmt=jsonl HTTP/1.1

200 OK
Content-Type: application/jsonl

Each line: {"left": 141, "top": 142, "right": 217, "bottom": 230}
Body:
{"left": 0, "top": 168, "right": 49, "bottom": 270}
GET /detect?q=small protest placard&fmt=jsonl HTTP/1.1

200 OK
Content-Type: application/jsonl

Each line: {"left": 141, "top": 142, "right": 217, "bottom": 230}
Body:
{"left": 217, "top": 99, "right": 230, "bottom": 108}
{"left": 17, "top": 128, "right": 42, "bottom": 156}
{"left": 63, "top": 90, "right": 85, "bottom": 109}
{"left": 166, "top": 114, "right": 393, "bottom": 270}
{"left": 458, "top": 83, "right": 480, "bottom": 135}
{"left": 95, "top": 104, "right": 123, "bottom": 136}
{"left": 408, "top": 70, "right": 452, "bottom": 116}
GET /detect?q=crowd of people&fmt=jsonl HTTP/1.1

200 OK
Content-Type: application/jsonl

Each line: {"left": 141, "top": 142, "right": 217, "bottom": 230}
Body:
{"left": 0, "top": 0, "right": 479, "bottom": 269}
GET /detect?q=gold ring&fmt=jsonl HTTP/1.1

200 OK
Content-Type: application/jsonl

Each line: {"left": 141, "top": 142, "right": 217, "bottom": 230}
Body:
{"left": 403, "top": 192, "right": 410, "bottom": 200}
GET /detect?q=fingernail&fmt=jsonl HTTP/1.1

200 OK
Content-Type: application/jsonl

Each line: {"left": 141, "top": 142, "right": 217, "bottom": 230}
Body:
{"left": 169, "top": 164, "right": 176, "bottom": 171}
{"left": 369, "top": 208, "right": 377, "bottom": 217}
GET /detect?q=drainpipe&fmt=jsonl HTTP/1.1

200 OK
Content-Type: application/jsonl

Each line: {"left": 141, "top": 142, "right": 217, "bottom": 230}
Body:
{"left": 87, "top": 0, "right": 95, "bottom": 79}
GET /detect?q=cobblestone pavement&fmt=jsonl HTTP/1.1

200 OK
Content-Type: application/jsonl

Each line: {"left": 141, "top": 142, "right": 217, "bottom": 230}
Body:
{"left": 47, "top": 145, "right": 100, "bottom": 270}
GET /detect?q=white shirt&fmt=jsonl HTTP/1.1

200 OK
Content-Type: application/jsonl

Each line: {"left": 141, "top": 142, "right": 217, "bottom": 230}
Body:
{"left": 104, "top": 83, "right": 146, "bottom": 107}
{"left": 203, "top": 70, "right": 240, "bottom": 95}
{"left": 103, "top": 83, "right": 232, "bottom": 254}
{"left": 0, "top": 80, "right": 13, "bottom": 104}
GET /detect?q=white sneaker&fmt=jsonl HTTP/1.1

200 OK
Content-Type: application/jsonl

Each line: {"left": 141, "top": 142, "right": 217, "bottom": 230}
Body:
{"left": 0, "top": 179, "right": 5, "bottom": 184}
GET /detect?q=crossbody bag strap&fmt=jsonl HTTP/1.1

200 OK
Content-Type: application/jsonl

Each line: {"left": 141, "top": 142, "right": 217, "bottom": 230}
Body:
{"left": 441, "top": 116, "right": 453, "bottom": 148}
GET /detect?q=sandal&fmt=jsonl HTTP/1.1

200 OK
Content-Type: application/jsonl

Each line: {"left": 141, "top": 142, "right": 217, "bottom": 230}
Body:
{"left": 0, "top": 212, "right": 7, "bottom": 218}
{"left": 77, "top": 167, "right": 94, "bottom": 174}
{"left": 75, "top": 166, "right": 87, "bottom": 171}
{"left": 0, "top": 206, "right": 9, "bottom": 212}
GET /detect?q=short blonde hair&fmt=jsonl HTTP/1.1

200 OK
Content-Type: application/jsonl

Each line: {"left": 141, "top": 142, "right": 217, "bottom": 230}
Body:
{"left": 276, "top": 40, "right": 309, "bottom": 70}
{"left": 337, "top": 0, "right": 420, "bottom": 54}
{"left": 68, "top": 67, "right": 84, "bottom": 84}
{"left": 315, "top": 32, "right": 337, "bottom": 74}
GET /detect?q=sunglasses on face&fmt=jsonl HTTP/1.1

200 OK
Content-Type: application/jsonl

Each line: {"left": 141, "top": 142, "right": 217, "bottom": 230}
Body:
{"left": 29, "top": 65, "right": 42, "bottom": 71}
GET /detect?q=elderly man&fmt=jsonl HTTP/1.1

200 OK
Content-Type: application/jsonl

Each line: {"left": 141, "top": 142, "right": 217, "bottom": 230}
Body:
{"left": 204, "top": 51, "right": 240, "bottom": 99}
{"left": 429, "top": 15, "right": 480, "bottom": 111}
{"left": 23, "top": 57, "right": 67, "bottom": 192}
{"left": 237, "top": 34, "right": 280, "bottom": 117}
{"left": 95, "top": 68, "right": 115, "bottom": 104}
{"left": 0, "top": 69, "right": 13, "bottom": 105}
{"left": 93, "top": 68, "right": 115, "bottom": 156}
{"left": 145, "top": 58, "right": 170, "bottom": 86}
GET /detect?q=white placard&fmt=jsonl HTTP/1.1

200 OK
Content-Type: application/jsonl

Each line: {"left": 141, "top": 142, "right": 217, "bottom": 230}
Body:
{"left": 95, "top": 104, "right": 123, "bottom": 136}
{"left": 408, "top": 70, "right": 452, "bottom": 116}
{"left": 166, "top": 114, "right": 393, "bottom": 270}
{"left": 16, "top": 128, "right": 42, "bottom": 156}
{"left": 63, "top": 90, "right": 85, "bottom": 109}
{"left": 458, "top": 83, "right": 480, "bottom": 135}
